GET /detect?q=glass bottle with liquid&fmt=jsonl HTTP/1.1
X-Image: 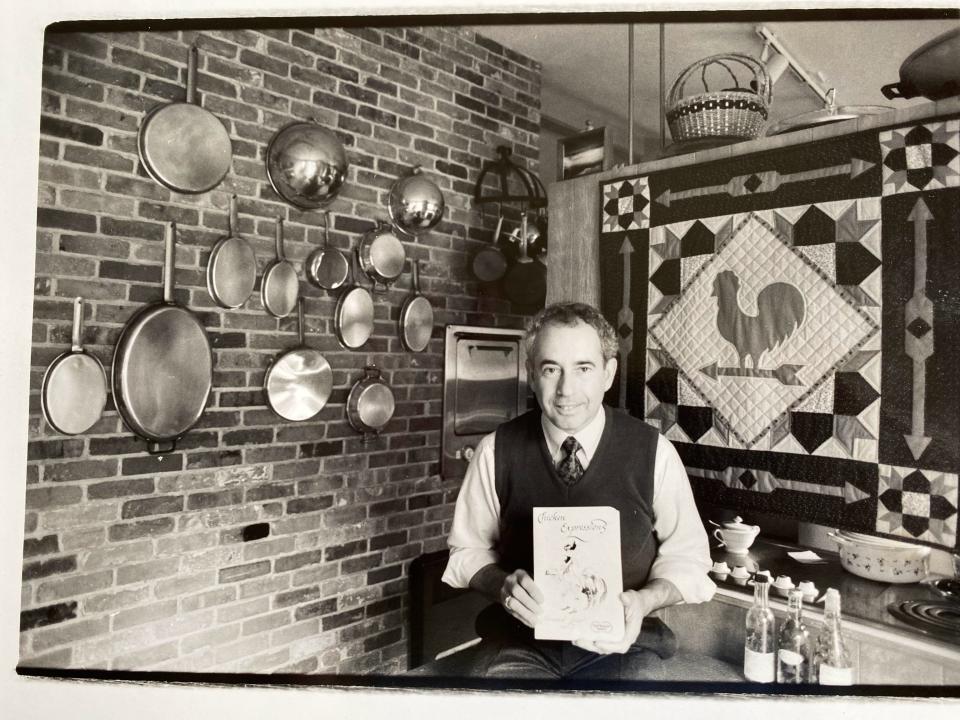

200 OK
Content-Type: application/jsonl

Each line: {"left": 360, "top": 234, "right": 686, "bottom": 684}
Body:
{"left": 744, "top": 574, "right": 776, "bottom": 683}
{"left": 812, "top": 588, "right": 854, "bottom": 685}
{"left": 777, "top": 588, "right": 811, "bottom": 683}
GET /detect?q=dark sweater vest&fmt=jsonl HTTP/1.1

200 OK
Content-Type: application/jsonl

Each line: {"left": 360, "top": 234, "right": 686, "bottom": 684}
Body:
{"left": 494, "top": 405, "right": 660, "bottom": 592}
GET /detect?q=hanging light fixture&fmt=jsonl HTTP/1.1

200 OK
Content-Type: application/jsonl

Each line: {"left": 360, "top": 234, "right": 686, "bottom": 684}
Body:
{"left": 473, "top": 145, "right": 547, "bottom": 211}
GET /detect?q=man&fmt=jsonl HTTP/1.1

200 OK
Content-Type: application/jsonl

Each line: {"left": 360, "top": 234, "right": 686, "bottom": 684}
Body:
{"left": 442, "top": 301, "right": 715, "bottom": 680}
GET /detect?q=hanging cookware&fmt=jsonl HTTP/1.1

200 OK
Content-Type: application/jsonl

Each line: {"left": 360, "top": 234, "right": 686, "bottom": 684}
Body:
{"left": 265, "top": 120, "right": 349, "bottom": 209}
{"left": 472, "top": 211, "right": 509, "bottom": 283}
{"left": 41, "top": 296, "right": 107, "bottom": 435}
{"left": 137, "top": 43, "right": 232, "bottom": 194}
{"left": 264, "top": 298, "right": 333, "bottom": 422}
{"left": 399, "top": 259, "right": 434, "bottom": 353}
{"left": 387, "top": 165, "right": 445, "bottom": 237}
{"left": 357, "top": 220, "right": 406, "bottom": 293}
{"left": 112, "top": 222, "right": 213, "bottom": 454}
{"left": 207, "top": 194, "right": 257, "bottom": 308}
{"left": 768, "top": 88, "right": 891, "bottom": 135}
{"left": 261, "top": 217, "right": 299, "bottom": 318}
{"left": 347, "top": 365, "right": 396, "bottom": 440}
{"left": 334, "top": 241, "right": 375, "bottom": 349}
{"left": 881, "top": 27, "right": 960, "bottom": 100}
{"left": 503, "top": 215, "right": 547, "bottom": 307}
{"left": 305, "top": 210, "right": 349, "bottom": 291}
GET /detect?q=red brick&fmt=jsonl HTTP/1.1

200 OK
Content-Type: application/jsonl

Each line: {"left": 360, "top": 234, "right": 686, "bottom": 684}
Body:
{"left": 32, "top": 615, "right": 110, "bottom": 652}
{"left": 112, "top": 599, "right": 179, "bottom": 630}
{"left": 116, "top": 557, "right": 180, "bottom": 585}
{"left": 219, "top": 560, "right": 270, "bottom": 584}
{"left": 25, "top": 485, "right": 83, "bottom": 510}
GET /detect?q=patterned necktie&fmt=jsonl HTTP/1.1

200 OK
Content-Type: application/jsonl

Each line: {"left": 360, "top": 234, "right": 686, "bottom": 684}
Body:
{"left": 557, "top": 435, "right": 585, "bottom": 486}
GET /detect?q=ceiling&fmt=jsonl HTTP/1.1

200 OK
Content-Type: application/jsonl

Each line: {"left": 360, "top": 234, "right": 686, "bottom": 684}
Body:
{"left": 474, "top": 16, "right": 959, "bottom": 162}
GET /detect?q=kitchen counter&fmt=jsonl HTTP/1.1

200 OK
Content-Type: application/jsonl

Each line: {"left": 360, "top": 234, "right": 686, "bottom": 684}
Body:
{"left": 651, "top": 536, "right": 960, "bottom": 686}
{"left": 709, "top": 537, "right": 957, "bottom": 640}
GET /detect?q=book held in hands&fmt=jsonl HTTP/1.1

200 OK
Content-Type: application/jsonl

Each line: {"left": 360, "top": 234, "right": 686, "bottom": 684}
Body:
{"left": 533, "top": 506, "right": 625, "bottom": 642}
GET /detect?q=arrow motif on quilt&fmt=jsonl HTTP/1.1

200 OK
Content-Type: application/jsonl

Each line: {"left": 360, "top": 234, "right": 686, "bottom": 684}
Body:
{"left": 698, "top": 361, "right": 804, "bottom": 386}
{"left": 903, "top": 197, "right": 935, "bottom": 460}
{"left": 654, "top": 158, "right": 876, "bottom": 207}
{"left": 617, "top": 237, "right": 634, "bottom": 408}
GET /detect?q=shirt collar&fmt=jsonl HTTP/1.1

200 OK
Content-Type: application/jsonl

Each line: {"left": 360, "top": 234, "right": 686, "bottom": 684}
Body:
{"left": 541, "top": 406, "right": 606, "bottom": 466}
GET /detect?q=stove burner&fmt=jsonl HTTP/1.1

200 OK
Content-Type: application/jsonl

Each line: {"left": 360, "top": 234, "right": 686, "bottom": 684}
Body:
{"left": 887, "top": 600, "right": 960, "bottom": 643}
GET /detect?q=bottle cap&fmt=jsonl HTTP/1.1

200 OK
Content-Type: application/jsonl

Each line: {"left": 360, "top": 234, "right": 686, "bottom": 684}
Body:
{"left": 753, "top": 573, "right": 769, "bottom": 584}
{"left": 824, "top": 587, "right": 841, "bottom": 611}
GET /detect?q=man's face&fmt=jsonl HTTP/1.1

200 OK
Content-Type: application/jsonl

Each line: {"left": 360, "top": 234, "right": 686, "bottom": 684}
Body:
{"left": 528, "top": 319, "right": 617, "bottom": 434}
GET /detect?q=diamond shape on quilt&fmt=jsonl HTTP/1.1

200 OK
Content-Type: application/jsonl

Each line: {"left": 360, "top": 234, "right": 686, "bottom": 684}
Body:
{"left": 876, "top": 465, "right": 959, "bottom": 548}
{"left": 602, "top": 176, "right": 650, "bottom": 231}
{"left": 648, "top": 210, "right": 879, "bottom": 449}
{"left": 880, "top": 120, "right": 960, "bottom": 196}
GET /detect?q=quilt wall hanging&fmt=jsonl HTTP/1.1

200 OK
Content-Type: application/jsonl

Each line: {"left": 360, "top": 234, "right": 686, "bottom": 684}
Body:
{"left": 598, "top": 116, "right": 960, "bottom": 553}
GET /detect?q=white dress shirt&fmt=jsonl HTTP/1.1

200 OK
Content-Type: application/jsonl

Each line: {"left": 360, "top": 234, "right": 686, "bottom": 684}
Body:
{"left": 442, "top": 407, "right": 716, "bottom": 604}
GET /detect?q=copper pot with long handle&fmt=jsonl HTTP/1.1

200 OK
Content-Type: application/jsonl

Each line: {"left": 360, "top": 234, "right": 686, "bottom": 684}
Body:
{"left": 305, "top": 210, "right": 349, "bottom": 291}
{"left": 137, "top": 43, "right": 232, "bottom": 194}
{"left": 264, "top": 298, "right": 333, "bottom": 422}
{"left": 112, "top": 223, "right": 213, "bottom": 454}
{"left": 399, "top": 258, "right": 434, "bottom": 352}
{"left": 41, "top": 296, "right": 107, "bottom": 435}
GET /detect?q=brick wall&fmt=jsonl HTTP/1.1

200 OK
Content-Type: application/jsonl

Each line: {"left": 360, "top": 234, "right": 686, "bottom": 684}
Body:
{"left": 22, "top": 22, "right": 541, "bottom": 675}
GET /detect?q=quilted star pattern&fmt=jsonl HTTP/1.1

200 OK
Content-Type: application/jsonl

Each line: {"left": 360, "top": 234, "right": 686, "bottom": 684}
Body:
{"left": 599, "top": 118, "right": 960, "bottom": 553}
{"left": 880, "top": 120, "right": 960, "bottom": 195}
{"left": 876, "top": 465, "right": 958, "bottom": 547}
{"left": 647, "top": 206, "right": 879, "bottom": 454}
{"left": 602, "top": 176, "right": 650, "bottom": 232}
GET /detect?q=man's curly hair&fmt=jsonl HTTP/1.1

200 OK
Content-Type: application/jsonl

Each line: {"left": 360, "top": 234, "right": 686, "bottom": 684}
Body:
{"left": 524, "top": 302, "right": 618, "bottom": 363}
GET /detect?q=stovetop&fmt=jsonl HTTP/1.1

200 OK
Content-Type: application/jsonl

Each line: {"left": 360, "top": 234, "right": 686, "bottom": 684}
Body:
{"left": 711, "top": 538, "right": 960, "bottom": 648}
{"left": 887, "top": 600, "right": 960, "bottom": 643}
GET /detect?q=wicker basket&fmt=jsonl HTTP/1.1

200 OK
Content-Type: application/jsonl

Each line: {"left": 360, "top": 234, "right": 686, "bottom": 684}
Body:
{"left": 666, "top": 53, "right": 772, "bottom": 142}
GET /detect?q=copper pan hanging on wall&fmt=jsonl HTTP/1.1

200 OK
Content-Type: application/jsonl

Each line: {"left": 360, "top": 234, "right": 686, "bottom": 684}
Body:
{"left": 137, "top": 43, "right": 232, "bottom": 194}
{"left": 398, "top": 259, "right": 433, "bottom": 353}
{"left": 40, "top": 296, "right": 108, "bottom": 436}
{"left": 112, "top": 223, "right": 213, "bottom": 454}
{"left": 264, "top": 298, "right": 333, "bottom": 422}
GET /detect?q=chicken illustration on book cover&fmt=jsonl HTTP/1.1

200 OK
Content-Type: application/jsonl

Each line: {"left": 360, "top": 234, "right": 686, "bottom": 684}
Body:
{"left": 533, "top": 506, "right": 625, "bottom": 642}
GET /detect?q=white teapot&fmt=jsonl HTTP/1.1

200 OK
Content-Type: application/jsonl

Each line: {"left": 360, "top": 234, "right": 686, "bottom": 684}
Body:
{"left": 712, "top": 516, "right": 760, "bottom": 555}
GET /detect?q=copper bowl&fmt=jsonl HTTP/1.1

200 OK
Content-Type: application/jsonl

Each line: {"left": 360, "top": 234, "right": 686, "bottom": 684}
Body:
{"left": 387, "top": 166, "right": 444, "bottom": 236}
{"left": 266, "top": 121, "right": 348, "bottom": 209}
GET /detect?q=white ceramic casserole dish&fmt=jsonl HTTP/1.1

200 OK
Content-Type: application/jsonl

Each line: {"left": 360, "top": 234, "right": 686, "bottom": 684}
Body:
{"left": 828, "top": 530, "right": 930, "bottom": 584}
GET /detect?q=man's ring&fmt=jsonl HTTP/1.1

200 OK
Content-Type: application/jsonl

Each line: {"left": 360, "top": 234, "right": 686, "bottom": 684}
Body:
{"left": 504, "top": 596, "right": 512, "bottom": 610}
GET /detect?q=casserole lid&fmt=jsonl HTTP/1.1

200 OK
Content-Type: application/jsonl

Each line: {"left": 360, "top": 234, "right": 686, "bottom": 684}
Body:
{"left": 838, "top": 530, "right": 928, "bottom": 551}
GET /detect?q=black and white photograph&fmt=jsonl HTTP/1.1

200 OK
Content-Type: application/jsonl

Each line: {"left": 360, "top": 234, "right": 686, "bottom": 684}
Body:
{"left": 3, "top": 1, "right": 960, "bottom": 717}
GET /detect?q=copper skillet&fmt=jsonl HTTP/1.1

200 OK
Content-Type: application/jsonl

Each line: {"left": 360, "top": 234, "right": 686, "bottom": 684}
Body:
{"left": 137, "top": 43, "right": 232, "bottom": 194}
{"left": 207, "top": 194, "right": 257, "bottom": 309}
{"left": 305, "top": 210, "right": 348, "bottom": 291}
{"left": 334, "top": 241, "right": 374, "bottom": 349}
{"left": 399, "top": 259, "right": 433, "bottom": 353}
{"left": 264, "top": 298, "right": 332, "bottom": 422}
{"left": 40, "top": 296, "right": 107, "bottom": 435}
{"left": 112, "top": 223, "right": 213, "bottom": 454}
{"left": 261, "top": 217, "right": 299, "bottom": 318}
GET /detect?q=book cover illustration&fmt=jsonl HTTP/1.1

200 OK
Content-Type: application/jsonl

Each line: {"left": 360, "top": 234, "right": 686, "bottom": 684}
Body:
{"left": 533, "top": 506, "right": 625, "bottom": 642}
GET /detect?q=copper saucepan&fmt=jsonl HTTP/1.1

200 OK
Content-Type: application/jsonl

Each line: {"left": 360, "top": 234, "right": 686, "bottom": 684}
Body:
{"left": 137, "top": 43, "right": 232, "bottom": 194}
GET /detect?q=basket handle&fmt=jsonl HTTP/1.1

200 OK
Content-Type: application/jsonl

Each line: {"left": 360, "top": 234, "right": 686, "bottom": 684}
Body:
{"left": 668, "top": 53, "right": 772, "bottom": 108}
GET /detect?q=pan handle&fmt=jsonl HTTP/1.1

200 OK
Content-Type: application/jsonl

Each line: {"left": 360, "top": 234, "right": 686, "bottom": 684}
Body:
{"left": 187, "top": 44, "right": 198, "bottom": 106}
{"left": 322, "top": 210, "right": 330, "bottom": 248}
{"left": 164, "top": 223, "right": 176, "bottom": 303}
{"left": 296, "top": 297, "right": 305, "bottom": 346}
{"left": 411, "top": 258, "right": 421, "bottom": 293}
{"left": 275, "top": 217, "right": 285, "bottom": 261}
{"left": 228, "top": 194, "right": 238, "bottom": 235}
{"left": 71, "top": 296, "right": 84, "bottom": 352}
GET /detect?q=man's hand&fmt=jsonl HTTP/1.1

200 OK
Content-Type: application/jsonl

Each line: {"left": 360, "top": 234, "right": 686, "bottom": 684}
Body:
{"left": 573, "top": 579, "right": 681, "bottom": 655}
{"left": 469, "top": 564, "right": 544, "bottom": 629}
